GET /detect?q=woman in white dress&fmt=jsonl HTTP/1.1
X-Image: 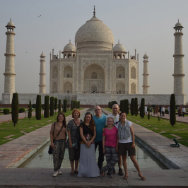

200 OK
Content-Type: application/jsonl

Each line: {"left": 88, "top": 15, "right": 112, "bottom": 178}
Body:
{"left": 78, "top": 112, "right": 99, "bottom": 177}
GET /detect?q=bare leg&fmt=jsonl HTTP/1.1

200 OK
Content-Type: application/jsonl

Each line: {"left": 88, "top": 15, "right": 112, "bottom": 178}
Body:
{"left": 130, "top": 155, "right": 145, "bottom": 180}
{"left": 118, "top": 155, "right": 122, "bottom": 169}
{"left": 70, "top": 160, "right": 74, "bottom": 174}
{"left": 75, "top": 160, "right": 79, "bottom": 172}
{"left": 122, "top": 155, "right": 128, "bottom": 179}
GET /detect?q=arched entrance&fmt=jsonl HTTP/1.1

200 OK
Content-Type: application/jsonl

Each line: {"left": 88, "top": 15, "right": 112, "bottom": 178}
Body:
{"left": 84, "top": 64, "right": 105, "bottom": 93}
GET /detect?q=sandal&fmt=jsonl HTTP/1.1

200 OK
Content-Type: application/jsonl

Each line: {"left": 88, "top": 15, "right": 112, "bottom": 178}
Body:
{"left": 139, "top": 173, "right": 146, "bottom": 181}
{"left": 123, "top": 175, "right": 128, "bottom": 180}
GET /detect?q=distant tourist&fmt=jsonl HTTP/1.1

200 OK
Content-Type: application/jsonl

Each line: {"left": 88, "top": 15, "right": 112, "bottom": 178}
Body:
{"left": 117, "top": 112, "right": 145, "bottom": 180}
{"left": 161, "top": 106, "right": 165, "bottom": 116}
{"left": 182, "top": 107, "right": 186, "bottom": 117}
{"left": 67, "top": 109, "right": 81, "bottom": 175}
{"left": 78, "top": 112, "right": 99, "bottom": 177}
{"left": 50, "top": 113, "right": 67, "bottom": 177}
{"left": 93, "top": 106, "right": 106, "bottom": 172}
{"left": 107, "top": 104, "right": 123, "bottom": 176}
{"left": 144, "top": 106, "right": 148, "bottom": 115}
{"left": 101, "top": 117, "right": 118, "bottom": 178}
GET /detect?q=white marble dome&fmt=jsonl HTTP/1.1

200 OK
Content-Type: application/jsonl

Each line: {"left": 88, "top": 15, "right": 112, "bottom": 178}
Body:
{"left": 113, "top": 42, "right": 126, "bottom": 52}
{"left": 64, "top": 41, "right": 76, "bottom": 52}
{"left": 75, "top": 15, "right": 114, "bottom": 50}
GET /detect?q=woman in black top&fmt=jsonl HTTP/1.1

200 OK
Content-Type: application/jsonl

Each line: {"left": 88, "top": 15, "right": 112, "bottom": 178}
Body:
{"left": 78, "top": 112, "right": 99, "bottom": 177}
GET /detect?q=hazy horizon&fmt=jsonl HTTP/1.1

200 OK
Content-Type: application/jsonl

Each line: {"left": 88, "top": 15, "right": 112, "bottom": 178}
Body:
{"left": 0, "top": 0, "right": 187, "bottom": 102}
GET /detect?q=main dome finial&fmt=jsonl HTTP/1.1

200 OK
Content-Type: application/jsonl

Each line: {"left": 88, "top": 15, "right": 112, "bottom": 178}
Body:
{"left": 93, "top": 5, "right": 96, "bottom": 17}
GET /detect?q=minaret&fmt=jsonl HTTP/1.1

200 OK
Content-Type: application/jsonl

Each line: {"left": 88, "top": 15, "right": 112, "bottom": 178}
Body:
{"left": 39, "top": 52, "right": 46, "bottom": 94}
{"left": 142, "top": 54, "right": 149, "bottom": 94}
{"left": 3, "top": 19, "right": 16, "bottom": 94}
{"left": 173, "top": 20, "right": 185, "bottom": 95}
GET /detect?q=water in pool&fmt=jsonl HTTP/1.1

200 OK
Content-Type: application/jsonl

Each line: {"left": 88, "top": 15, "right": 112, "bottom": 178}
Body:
{"left": 19, "top": 142, "right": 165, "bottom": 169}
{"left": 19, "top": 110, "right": 166, "bottom": 169}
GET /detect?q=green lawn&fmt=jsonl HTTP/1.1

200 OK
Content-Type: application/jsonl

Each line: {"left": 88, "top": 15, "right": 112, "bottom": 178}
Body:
{"left": 0, "top": 110, "right": 72, "bottom": 145}
{"left": 127, "top": 114, "right": 188, "bottom": 147}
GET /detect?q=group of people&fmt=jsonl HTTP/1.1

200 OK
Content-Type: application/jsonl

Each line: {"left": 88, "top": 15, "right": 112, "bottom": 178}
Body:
{"left": 49, "top": 104, "right": 145, "bottom": 180}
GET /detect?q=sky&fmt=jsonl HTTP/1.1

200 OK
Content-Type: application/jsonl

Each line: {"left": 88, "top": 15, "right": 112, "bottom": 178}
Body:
{"left": 0, "top": 0, "right": 188, "bottom": 101}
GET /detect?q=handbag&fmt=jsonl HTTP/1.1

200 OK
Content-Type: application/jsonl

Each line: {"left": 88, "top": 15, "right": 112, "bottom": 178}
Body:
{"left": 48, "top": 122, "right": 64, "bottom": 154}
{"left": 48, "top": 145, "right": 54, "bottom": 154}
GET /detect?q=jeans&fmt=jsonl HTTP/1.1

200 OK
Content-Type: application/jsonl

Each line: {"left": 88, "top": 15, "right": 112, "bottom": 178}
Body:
{"left": 95, "top": 141, "right": 104, "bottom": 171}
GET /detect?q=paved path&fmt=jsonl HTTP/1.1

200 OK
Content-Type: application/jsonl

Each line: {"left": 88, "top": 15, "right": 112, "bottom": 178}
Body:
{"left": 152, "top": 114, "right": 188, "bottom": 124}
{"left": 0, "top": 108, "right": 188, "bottom": 187}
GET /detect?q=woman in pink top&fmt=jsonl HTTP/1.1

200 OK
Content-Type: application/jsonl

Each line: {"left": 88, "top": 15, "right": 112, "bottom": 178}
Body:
{"left": 101, "top": 117, "right": 118, "bottom": 178}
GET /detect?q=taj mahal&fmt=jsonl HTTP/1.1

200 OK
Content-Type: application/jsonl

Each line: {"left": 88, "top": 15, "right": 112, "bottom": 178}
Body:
{"left": 1, "top": 8, "right": 186, "bottom": 105}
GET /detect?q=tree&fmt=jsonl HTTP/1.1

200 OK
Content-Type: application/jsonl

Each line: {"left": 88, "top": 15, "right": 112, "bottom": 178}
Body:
{"left": 140, "top": 98, "right": 145, "bottom": 118}
{"left": 120, "top": 99, "right": 125, "bottom": 113}
{"left": 125, "top": 99, "right": 129, "bottom": 114}
{"left": 28, "top": 100, "right": 32, "bottom": 119}
{"left": 108, "top": 101, "right": 118, "bottom": 109}
{"left": 130, "top": 98, "right": 135, "bottom": 115}
{"left": 134, "top": 98, "right": 138, "bottom": 116}
{"left": 44, "top": 95, "right": 49, "bottom": 118}
{"left": 50, "top": 97, "right": 55, "bottom": 116}
{"left": 54, "top": 98, "right": 58, "bottom": 112}
{"left": 58, "top": 99, "right": 62, "bottom": 113}
{"left": 11, "top": 93, "right": 19, "bottom": 127}
{"left": 170, "top": 94, "right": 176, "bottom": 126}
{"left": 63, "top": 99, "right": 67, "bottom": 113}
{"left": 36, "top": 95, "right": 41, "bottom": 120}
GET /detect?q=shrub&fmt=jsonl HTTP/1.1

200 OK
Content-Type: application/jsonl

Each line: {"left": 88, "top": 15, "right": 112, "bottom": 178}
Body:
{"left": 63, "top": 99, "right": 67, "bottom": 113}
{"left": 140, "top": 98, "right": 145, "bottom": 118}
{"left": 58, "top": 100, "right": 62, "bottom": 113}
{"left": 50, "top": 97, "right": 55, "bottom": 116}
{"left": 108, "top": 101, "right": 118, "bottom": 109}
{"left": 130, "top": 98, "right": 135, "bottom": 115}
{"left": 36, "top": 95, "right": 41, "bottom": 120}
{"left": 44, "top": 96, "right": 50, "bottom": 118}
{"left": 28, "top": 100, "right": 32, "bottom": 119}
{"left": 54, "top": 98, "right": 58, "bottom": 112}
{"left": 19, "top": 108, "right": 25, "bottom": 113}
{"left": 3, "top": 108, "right": 10, "bottom": 114}
{"left": 170, "top": 94, "right": 176, "bottom": 126}
{"left": 134, "top": 98, "right": 138, "bottom": 116}
{"left": 11, "top": 93, "right": 19, "bottom": 127}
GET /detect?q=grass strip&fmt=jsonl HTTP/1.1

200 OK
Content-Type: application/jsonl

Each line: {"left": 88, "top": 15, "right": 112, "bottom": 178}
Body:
{"left": 0, "top": 110, "right": 72, "bottom": 145}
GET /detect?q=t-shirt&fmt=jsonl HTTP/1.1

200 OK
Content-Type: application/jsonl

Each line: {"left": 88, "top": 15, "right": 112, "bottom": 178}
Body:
{"left": 93, "top": 114, "right": 106, "bottom": 142}
{"left": 80, "top": 122, "right": 94, "bottom": 141}
{"left": 103, "top": 126, "right": 118, "bottom": 147}
{"left": 107, "top": 114, "right": 119, "bottom": 128}
{"left": 50, "top": 122, "right": 66, "bottom": 140}
{"left": 117, "top": 120, "right": 132, "bottom": 143}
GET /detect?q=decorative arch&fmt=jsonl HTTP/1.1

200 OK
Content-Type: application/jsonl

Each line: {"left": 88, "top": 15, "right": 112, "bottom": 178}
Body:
{"left": 131, "top": 67, "right": 136, "bottom": 79}
{"left": 131, "top": 83, "right": 136, "bottom": 94}
{"left": 52, "top": 66, "right": 58, "bottom": 79}
{"left": 64, "top": 66, "right": 72, "bottom": 78}
{"left": 84, "top": 64, "right": 105, "bottom": 93}
{"left": 64, "top": 82, "right": 72, "bottom": 93}
{"left": 116, "top": 82, "right": 125, "bottom": 94}
{"left": 116, "top": 66, "right": 125, "bottom": 78}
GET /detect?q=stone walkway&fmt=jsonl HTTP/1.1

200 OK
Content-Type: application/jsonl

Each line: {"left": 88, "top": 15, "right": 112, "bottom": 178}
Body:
{"left": 0, "top": 108, "right": 188, "bottom": 187}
